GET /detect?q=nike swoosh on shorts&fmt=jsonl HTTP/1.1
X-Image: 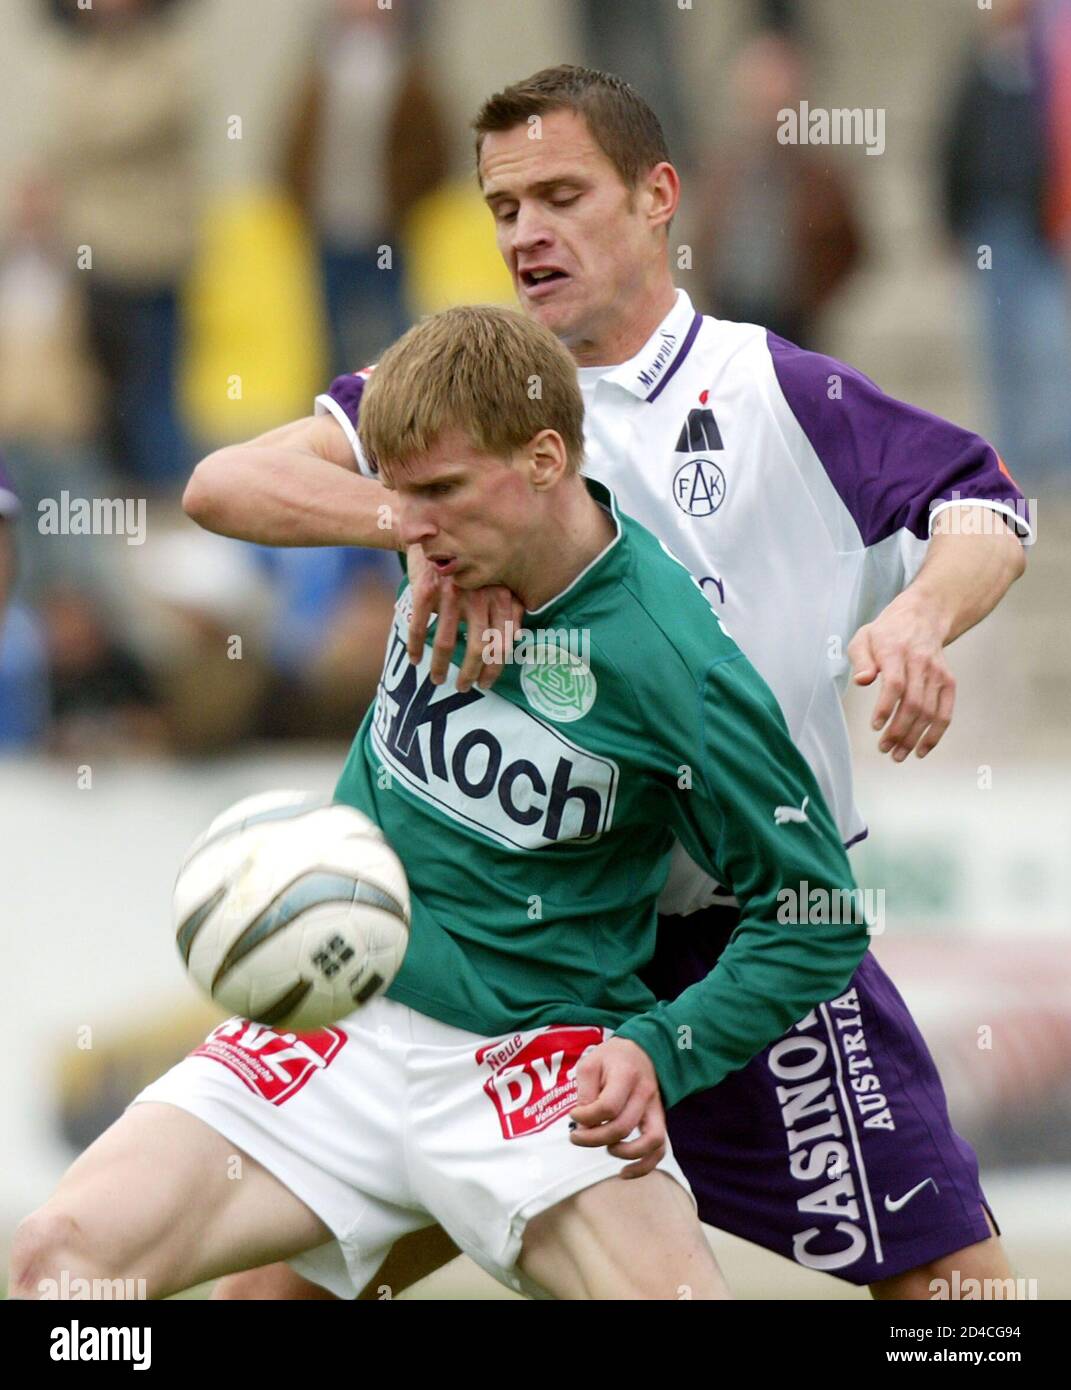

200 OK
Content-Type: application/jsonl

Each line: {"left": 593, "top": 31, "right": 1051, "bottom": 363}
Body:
{"left": 884, "top": 1177, "right": 940, "bottom": 1212}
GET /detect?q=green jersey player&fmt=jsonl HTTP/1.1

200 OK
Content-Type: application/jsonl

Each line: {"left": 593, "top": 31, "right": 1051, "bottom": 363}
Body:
{"left": 10, "top": 306, "right": 868, "bottom": 1302}
{"left": 337, "top": 321, "right": 864, "bottom": 1114}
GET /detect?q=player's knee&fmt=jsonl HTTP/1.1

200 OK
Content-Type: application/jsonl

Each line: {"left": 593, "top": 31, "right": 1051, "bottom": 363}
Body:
{"left": 870, "top": 1264, "right": 943, "bottom": 1301}
{"left": 210, "top": 1270, "right": 260, "bottom": 1300}
{"left": 211, "top": 1265, "right": 337, "bottom": 1300}
{"left": 613, "top": 1266, "right": 693, "bottom": 1300}
{"left": 9, "top": 1207, "right": 98, "bottom": 1299}
{"left": 525, "top": 1177, "right": 720, "bottom": 1300}
{"left": 871, "top": 1238, "right": 1014, "bottom": 1301}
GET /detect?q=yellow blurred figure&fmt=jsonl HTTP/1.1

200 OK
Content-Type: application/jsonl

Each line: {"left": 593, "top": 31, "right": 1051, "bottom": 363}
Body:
{"left": 405, "top": 179, "right": 515, "bottom": 316}
{"left": 181, "top": 191, "right": 329, "bottom": 442}
{"left": 182, "top": 178, "right": 512, "bottom": 445}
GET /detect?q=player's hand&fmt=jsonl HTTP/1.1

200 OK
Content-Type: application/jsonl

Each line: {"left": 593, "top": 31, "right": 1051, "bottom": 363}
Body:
{"left": 848, "top": 593, "right": 956, "bottom": 761}
{"left": 406, "top": 547, "right": 524, "bottom": 693}
{"left": 568, "top": 1038, "right": 667, "bottom": 1179}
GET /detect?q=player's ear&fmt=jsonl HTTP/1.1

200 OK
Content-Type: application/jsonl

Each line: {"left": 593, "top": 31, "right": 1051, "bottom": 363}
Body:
{"left": 526, "top": 430, "right": 569, "bottom": 491}
{"left": 644, "top": 161, "right": 680, "bottom": 231}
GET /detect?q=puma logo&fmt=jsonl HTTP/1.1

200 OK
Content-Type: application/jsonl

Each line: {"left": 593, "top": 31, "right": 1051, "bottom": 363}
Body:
{"left": 774, "top": 795, "right": 810, "bottom": 826}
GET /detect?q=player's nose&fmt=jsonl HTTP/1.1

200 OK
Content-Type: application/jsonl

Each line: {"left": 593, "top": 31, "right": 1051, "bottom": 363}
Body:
{"left": 397, "top": 500, "right": 437, "bottom": 549}
{"left": 512, "top": 203, "right": 553, "bottom": 254}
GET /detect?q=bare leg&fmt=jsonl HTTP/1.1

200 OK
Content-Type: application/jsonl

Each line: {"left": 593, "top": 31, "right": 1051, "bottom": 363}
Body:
{"left": 9, "top": 1103, "right": 332, "bottom": 1300}
{"left": 520, "top": 1171, "right": 729, "bottom": 1300}
{"left": 870, "top": 1207, "right": 1015, "bottom": 1300}
{"left": 212, "top": 1263, "right": 340, "bottom": 1300}
{"left": 211, "top": 1226, "right": 461, "bottom": 1301}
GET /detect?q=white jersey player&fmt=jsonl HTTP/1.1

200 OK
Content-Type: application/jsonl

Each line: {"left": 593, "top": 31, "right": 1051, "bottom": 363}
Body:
{"left": 183, "top": 65, "right": 1029, "bottom": 1299}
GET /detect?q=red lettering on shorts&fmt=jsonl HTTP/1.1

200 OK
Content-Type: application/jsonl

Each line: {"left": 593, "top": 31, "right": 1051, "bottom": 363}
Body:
{"left": 477, "top": 1026, "right": 605, "bottom": 1140}
{"left": 191, "top": 1017, "right": 347, "bottom": 1105}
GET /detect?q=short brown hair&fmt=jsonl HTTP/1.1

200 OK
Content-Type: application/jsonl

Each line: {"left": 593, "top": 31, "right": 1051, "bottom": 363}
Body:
{"left": 358, "top": 305, "right": 585, "bottom": 478}
{"left": 473, "top": 64, "right": 671, "bottom": 190}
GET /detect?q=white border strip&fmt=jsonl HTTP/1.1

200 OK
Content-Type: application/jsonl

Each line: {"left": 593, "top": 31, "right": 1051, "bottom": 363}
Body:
{"left": 314, "top": 393, "right": 375, "bottom": 478}
{"left": 818, "top": 1000, "right": 885, "bottom": 1266}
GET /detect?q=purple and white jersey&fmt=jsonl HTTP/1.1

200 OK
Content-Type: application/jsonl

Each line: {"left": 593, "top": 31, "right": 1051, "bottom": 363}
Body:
{"left": 315, "top": 290, "right": 1031, "bottom": 914}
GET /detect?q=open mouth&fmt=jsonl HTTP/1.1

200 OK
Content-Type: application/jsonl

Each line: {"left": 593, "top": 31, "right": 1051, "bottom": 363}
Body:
{"left": 429, "top": 555, "right": 459, "bottom": 577}
{"left": 520, "top": 268, "right": 569, "bottom": 294}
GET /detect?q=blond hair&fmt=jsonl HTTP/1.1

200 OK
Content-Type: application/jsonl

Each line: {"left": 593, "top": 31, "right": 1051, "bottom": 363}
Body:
{"left": 357, "top": 305, "right": 585, "bottom": 477}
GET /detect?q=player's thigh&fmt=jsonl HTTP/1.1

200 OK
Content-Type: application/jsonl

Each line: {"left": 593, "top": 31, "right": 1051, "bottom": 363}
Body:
{"left": 359, "top": 1224, "right": 461, "bottom": 1299}
{"left": 23, "top": 1102, "right": 331, "bottom": 1297}
{"left": 211, "top": 1226, "right": 462, "bottom": 1301}
{"left": 519, "top": 1171, "right": 729, "bottom": 1301}
{"left": 213, "top": 1262, "right": 340, "bottom": 1300}
{"left": 870, "top": 1209, "right": 1014, "bottom": 1300}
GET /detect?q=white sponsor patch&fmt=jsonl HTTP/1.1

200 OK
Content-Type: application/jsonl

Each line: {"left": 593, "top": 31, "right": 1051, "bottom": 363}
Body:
{"left": 372, "top": 605, "right": 618, "bottom": 851}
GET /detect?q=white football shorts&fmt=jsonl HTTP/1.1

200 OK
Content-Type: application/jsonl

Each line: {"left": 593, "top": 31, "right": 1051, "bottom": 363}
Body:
{"left": 130, "top": 996, "right": 694, "bottom": 1298}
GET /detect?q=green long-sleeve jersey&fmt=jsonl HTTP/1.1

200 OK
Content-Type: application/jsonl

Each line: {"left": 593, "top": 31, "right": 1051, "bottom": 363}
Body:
{"left": 334, "top": 479, "right": 868, "bottom": 1108}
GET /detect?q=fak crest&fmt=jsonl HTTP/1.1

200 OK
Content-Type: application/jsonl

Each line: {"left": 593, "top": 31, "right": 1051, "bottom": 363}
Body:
{"left": 672, "top": 398, "right": 726, "bottom": 518}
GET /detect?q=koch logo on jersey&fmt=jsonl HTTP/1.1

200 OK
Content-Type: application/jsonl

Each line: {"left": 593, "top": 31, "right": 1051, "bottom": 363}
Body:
{"left": 371, "top": 605, "right": 618, "bottom": 851}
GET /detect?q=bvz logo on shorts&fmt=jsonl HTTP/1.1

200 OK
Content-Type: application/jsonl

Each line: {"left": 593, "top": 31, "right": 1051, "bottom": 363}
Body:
{"left": 478, "top": 1026, "right": 605, "bottom": 1139}
{"left": 673, "top": 458, "right": 726, "bottom": 517}
{"left": 192, "top": 1017, "right": 347, "bottom": 1105}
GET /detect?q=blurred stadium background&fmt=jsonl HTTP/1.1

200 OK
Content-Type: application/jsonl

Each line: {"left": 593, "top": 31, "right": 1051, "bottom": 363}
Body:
{"left": 0, "top": 0, "right": 1068, "bottom": 1299}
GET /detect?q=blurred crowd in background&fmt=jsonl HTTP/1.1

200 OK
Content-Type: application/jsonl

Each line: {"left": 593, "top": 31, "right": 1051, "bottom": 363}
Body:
{"left": 0, "top": 0, "right": 1069, "bottom": 759}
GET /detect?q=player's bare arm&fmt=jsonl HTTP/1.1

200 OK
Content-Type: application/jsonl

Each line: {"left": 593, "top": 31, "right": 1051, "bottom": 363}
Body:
{"left": 436, "top": 490, "right": 1029, "bottom": 747}
{"left": 183, "top": 416, "right": 522, "bottom": 692}
{"left": 182, "top": 413, "right": 401, "bottom": 549}
{"left": 848, "top": 508, "right": 1026, "bottom": 760}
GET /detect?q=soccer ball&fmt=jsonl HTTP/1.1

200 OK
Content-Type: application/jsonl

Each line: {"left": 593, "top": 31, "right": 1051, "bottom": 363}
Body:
{"left": 173, "top": 790, "right": 410, "bottom": 1031}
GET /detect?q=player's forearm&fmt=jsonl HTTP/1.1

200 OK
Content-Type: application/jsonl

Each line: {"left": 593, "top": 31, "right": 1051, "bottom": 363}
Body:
{"left": 901, "top": 510, "right": 1026, "bottom": 647}
{"left": 618, "top": 891, "right": 868, "bottom": 1109}
{"left": 618, "top": 810, "right": 870, "bottom": 1109}
{"left": 621, "top": 654, "right": 870, "bottom": 1106}
{"left": 183, "top": 447, "right": 400, "bottom": 549}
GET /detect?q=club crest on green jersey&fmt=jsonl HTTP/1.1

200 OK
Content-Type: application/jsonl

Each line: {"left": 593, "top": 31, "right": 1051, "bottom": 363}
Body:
{"left": 520, "top": 643, "right": 597, "bottom": 723}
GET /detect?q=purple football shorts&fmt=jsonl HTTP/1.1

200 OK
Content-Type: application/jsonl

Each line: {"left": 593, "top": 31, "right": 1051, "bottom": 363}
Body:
{"left": 641, "top": 908, "right": 997, "bottom": 1286}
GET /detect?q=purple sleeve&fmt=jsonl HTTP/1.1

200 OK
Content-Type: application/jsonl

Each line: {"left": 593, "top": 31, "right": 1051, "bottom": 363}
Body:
{"left": 768, "top": 333, "right": 1031, "bottom": 544}
{"left": 326, "top": 371, "right": 368, "bottom": 430}
{"left": 319, "top": 370, "right": 379, "bottom": 477}
{"left": 0, "top": 450, "right": 19, "bottom": 517}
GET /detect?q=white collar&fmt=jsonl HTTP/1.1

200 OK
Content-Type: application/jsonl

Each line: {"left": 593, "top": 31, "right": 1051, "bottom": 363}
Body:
{"left": 595, "top": 288, "right": 702, "bottom": 403}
